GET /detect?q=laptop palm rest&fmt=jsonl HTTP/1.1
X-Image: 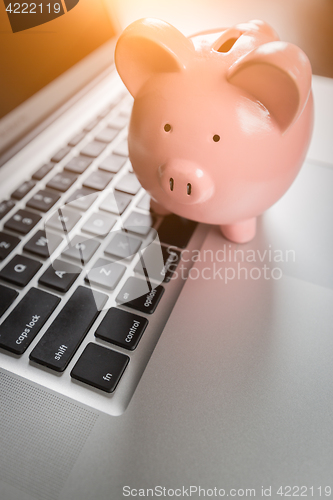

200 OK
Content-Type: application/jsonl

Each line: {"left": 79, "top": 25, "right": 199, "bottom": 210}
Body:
{"left": 71, "top": 160, "right": 332, "bottom": 494}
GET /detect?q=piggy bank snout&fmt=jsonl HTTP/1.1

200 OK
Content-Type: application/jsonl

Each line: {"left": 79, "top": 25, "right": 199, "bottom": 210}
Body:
{"left": 158, "top": 160, "right": 214, "bottom": 205}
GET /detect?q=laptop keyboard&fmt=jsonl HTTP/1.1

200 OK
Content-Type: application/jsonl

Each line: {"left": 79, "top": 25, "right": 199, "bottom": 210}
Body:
{"left": 0, "top": 87, "right": 202, "bottom": 413}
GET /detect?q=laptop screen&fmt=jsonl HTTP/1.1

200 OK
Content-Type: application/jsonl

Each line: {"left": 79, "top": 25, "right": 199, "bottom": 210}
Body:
{"left": 0, "top": 0, "right": 117, "bottom": 159}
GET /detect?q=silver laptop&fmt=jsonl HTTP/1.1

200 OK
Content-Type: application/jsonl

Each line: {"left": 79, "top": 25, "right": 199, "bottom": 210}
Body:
{"left": 1, "top": 2, "right": 333, "bottom": 499}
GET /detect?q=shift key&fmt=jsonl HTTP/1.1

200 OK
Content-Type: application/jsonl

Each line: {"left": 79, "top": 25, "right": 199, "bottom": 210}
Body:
{"left": 29, "top": 286, "right": 108, "bottom": 372}
{"left": 0, "top": 288, "right": 60, "bottom": 355}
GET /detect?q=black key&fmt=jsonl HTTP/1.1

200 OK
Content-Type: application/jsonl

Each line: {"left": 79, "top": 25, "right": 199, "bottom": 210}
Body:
{"left": 0, "top": 255, "right": 42, "bottom": 287}
{"left": 157, "top": 215, "right": 197, "bottom": 249}
{"left": 136, "top": 193, "right": 151, "bottom": 211}
{"left": 29, "top": 286, "right": 107, "bottom": 372}
{"left": 83, "top": 118, "right": 99, "bottom": 132}
{"left": 0, "top": 285, "right": 18, "bottom": 317}
{"left": 4, "top": 209, "right": 41, "bottom": 235}
{"left": 64, "top": 156, "right": 92, "bottom": 174}
{"left": 123, "top": 211, "right": 155, "bottom": 236}
{"left": 81, "top": 212, "right": 117, "bottom": 237}
{"left": 51, "top": 146, "right": 71, "bottom": 163}
{"left": 98, "top": 153, "right": 127, "bottom": 173}
{"left": 46, "top": 171, "right": 77, "bottom": 192}
{"left": 95, "top": 127, "right": 119, "bottom": 144}
{"left": 39, "top": 259, "right": 81, "bottom": 292}
{"left": 97, "top": 107, "right": 112, "bottom": 119}
{"left": 107, "top": 115, "right": 128, "bottom": 130}
{"left": 65, "top": 188, "right": 97, "bottom": 211}
{"left": 68, "top": 132, "right": 86, "bottom": 147}
{"left": 95, "top": 308, "right": 148, "bottom": 350}
{"left": 83, "top": 170, "right": 113, "bottom": 191}
{"left": 119, "top": 103, "right": 133, "bottom": 118}
{"left": 113, "top": 138, "right": 129, "bottom": 157}
{"left": 0, "top": 288, "right": 60, "bottom": 355}
{"left": 104, "top": 231, "right": 142, "bottom": 260}
{"left": 99, "top": 191, "right": 132, "bottom": 215}
{"left": 85, "top": 258, "right": 126, "bottom": 290}
{"left": 109, "top": 93, "right": 124, "bottom": 106}
{"left": 45, "top": 207, "right": 81, "bottom": 234}
{"left": 26, "top": 189, "right": 60, "bottom": 212}
{"left": 11, "top": 180, "right": 36, "bottom": 200}
{"left": 23, "top": 230, "right": 62, "bottom": 258}
{"left": 0, "top": 232, "right": 20, "bottom": 260}
{"left": 115, "top": 173, "right": 141, "bottom": 195}
{"left": 80, "top": 141, "right": 107, "bottom": 158}
{"left": 32, "top": 162, "right": 54, "bottom": 180}
{"left": 0, "top": 199, "right": 16, "bottom": 220}
{"left": 116, "top": 277, "right": 164, "bottom": 314}
{"left": 98, "top": 99, "right": 119, "bottom": 118}
{"left": 70, "top": 343, "right": 129, "bottom": 393}
{"left": 62, "top": 235, "right": 100, "bottom": 265}
{"left": 134, "top": 244, "right": 181, "bottom": 283}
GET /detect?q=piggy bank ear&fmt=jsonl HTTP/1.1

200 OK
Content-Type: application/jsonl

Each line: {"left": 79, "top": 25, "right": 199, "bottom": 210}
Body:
{"left": 227, "top": 41, "right": 312, "bottom": 132}
{"left": 115, "top": 18, "right": 193, "bottom": 97}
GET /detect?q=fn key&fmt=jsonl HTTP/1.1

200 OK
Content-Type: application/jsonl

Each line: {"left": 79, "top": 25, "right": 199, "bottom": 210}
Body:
{"left": 71, "top": 343, "right": 129, "bottom": 393}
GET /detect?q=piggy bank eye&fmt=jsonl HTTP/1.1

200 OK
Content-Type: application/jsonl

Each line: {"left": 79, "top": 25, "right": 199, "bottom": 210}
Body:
{"left": 164, "top": 124, "right": 172, "bottom": 132}
{"left": 213, "top": 134, "right": 220, "bottom": 142}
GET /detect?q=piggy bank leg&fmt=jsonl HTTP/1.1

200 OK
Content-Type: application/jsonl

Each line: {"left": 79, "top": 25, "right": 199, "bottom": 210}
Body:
{"left": 150, "top": 198, "right": 172, "bottom": 215}
{"left": 220, "top": 217, "right": 256, "bottom": 243}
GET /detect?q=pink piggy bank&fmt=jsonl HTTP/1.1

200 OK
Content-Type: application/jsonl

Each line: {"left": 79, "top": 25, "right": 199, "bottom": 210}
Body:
{"left": 115, "top": 18, "right": 313, "bottom": 243}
